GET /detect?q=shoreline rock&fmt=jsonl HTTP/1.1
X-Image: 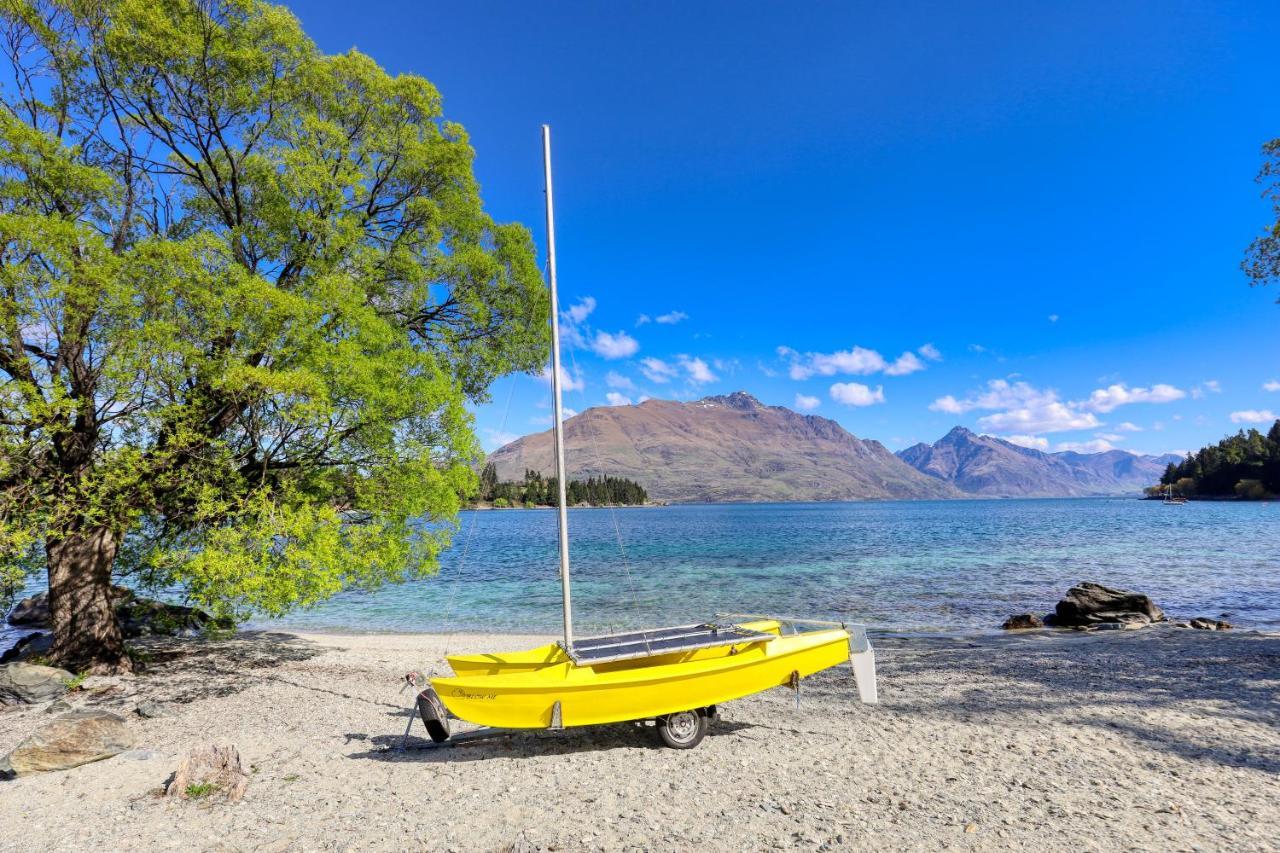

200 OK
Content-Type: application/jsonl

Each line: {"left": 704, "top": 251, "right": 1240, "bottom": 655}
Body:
{"left": 1044, "top": 582, "right": 1166, "bottom": 629}
{"left": 1188, "top": 617, "right": 1233, "bottom": 630}
{"left": 0, "top": 709, "right": 134, "bottom": 777}
{"left": 0, "top": 662, "right": 74, "bottom": 705}
{"left": 6, "top": 588, "right": 231, "bottom": 639}
{"left": 1000, "top": 613, "right": 1045, "bottom": 630}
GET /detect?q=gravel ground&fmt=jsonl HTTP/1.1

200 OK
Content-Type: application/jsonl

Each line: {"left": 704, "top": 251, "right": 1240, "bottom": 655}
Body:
{"left": 1, "top": 626, "right": 1277, "bottom": 852}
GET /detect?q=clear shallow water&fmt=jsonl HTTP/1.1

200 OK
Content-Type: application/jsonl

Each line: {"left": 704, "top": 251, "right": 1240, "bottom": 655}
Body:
{"left": 254, "top": 498, "right": 1280, "bottom": 635}
{"left": 4, "top": 498, "right": 1277, "bottom": 653}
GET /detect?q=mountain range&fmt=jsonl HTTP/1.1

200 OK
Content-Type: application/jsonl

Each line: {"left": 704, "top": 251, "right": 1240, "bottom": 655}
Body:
{"left": 488, "top": 392, "right": 959, "bottom": 503}
{"left": 487, "top": 391, "right": 1178, "bottom": 503}
{"left": 897, "top": 427, "right": 1179, "bottom": 498}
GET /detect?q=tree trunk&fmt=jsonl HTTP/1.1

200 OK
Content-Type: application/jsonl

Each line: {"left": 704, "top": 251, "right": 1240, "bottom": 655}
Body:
{"left": 46, "top": 526, "right": 131, "bottom": 674}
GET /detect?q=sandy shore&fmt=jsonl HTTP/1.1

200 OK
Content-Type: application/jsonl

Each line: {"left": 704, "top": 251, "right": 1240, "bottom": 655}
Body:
{"left": 1, "top": 627, "right": 1277, "bottom": 852}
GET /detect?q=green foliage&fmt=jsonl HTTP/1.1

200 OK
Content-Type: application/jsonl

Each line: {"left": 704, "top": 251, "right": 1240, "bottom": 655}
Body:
{"left": 1244, "top": 138, "right": 1280, "bottom": 300}
{"left": 184, "top": 782, "right": 219, "bottom": 800}
{"left": 61, "top": 672, "right": 86, "bottom": 691}
{"left": 477, "top": 469, "right": 648, "bottom": 507}
{"left": 1159, "top": 421, "right": 1280, "bottom": 499}
{"left": 0, "top": 2, "right": 547, "bottom": 621}
{"left": 1235, "top": 479, "right": 1270, "bottom": 500}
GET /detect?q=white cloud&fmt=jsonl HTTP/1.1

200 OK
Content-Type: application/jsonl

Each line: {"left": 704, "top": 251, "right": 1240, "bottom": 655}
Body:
{"left": 1116, "top": 422, "right": 1143, "bottom": 432}
{"left": 591, "top": 330, "right": 640, "bottom": 359}
{"left": 538, "top": 364, "right": 585, "bottom": 392}
{"left": 1096, "top": 432, "right": 1124, "bottom": 442}
{"left": 1048, "top": 314, "right": 1059, "bottom": 323}
{"left": 564, "top": 296, "right": 596, "bottom": 324}
{"left": 929, "top": 379, "right": 1053, "bottom": 414}
{"left": 640, "top": 357, "right": 677, "bottom": 383}
{"left": 635, "top": 314, "right": 651, "bottom": 326}
{"left": 1084, "top": 383, "right": 1185, "bottom": 413}
{"left": 757, "top": 360, "right": 779, "bottom": 378}
{"left": 794, "top": 346, "right": 886, "bottom": 379}
{"left": 712, "top": 357, "right": 741, "bottom": 375}
{"left": 884, "top": 351, "right": 926, "bottom": 376}
{"left": 605, "top": 371, "right": 636, "bottom": 390}
{"left": 655, "top": 311, "right": 688, "bottom": 325}
{"left": 605, "top": 392, "right": 633, "bottom": 406}
{"left": 1230, "top": 410, "right": 1277, "bottom": 424}
{"left": 1056, "top": 438, "right": 1117, "bottom": 453}
{"left": 678, "top": 355, "right": 717, "bottom": 384}
{"left": 979, "top": 402, "right": 1101, "bottom": 435}
{"left": 929, "top": 395, "right": 965, "bottom": 415}
{"left": 779, "top": 342, "right": 936, "bottom": 382}
{"left": 794, "top": 393, "right": 820, "bottom": 411}
{"left": 482, "top": 428, "right": 521, "bottom": 451}
{"left": 1203, "top": 379, "right": 1221, "bottom": 393}
{"left": 830, "top": 382, "right": 885, "bottom": 407}
{"left": 1263, "top": 380, "right": 1280, "bottom": 392}
{"left": 968, "top": 343, "right": 987, "bottom": 354}
{"left": 1003, "top": 434, "right": 1050, "bottom": 450}
{"left": 933, "top": 380, "right": 1102, "bottom": 434}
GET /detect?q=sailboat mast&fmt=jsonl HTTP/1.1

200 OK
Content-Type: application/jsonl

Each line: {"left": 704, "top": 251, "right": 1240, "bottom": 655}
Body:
{"left": 542, "top": 124, "right": 574, "bottom": 651}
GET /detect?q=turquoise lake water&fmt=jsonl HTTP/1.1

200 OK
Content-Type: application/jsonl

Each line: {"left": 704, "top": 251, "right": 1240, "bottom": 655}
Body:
{"left": 4, "top": 498, "right": 1278, "bottom": 652}
{"left": 256, "top": 497, "right": 1280, "bottom": 635}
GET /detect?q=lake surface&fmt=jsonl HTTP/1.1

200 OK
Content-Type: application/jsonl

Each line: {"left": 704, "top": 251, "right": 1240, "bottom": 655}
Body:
{"left": 5, "top": 499, "right": 1278, "bottom": 652}
{"left": 256, "top": 498, "right": 1279, "bottom": 635}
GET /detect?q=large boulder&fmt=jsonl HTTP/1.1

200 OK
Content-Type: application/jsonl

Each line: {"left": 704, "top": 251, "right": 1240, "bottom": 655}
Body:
{"left": 0, "top": 662, "right": 74, "bottom": 705}
{"left": 0, "top": 632, "right": 52, "bottom": 664}
{"left": 5, "top": 593, "right": 49, "bottom": 626}
{"left": 6, "top": 587, "right": 230, "bottom": 638}
{"left": 0, "top": 709, "right": 134, "bottom": 777}
{"left": 1048, "top": 582, "right": 1166, "bottom": 628}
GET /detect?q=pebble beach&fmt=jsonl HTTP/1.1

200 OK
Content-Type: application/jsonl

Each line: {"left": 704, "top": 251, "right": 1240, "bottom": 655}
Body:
{"left": 1, "top": 626, "right": 1277, "bottom": 851}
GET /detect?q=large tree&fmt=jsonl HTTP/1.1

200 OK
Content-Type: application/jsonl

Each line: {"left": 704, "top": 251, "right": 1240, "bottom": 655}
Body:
{"left": 1245, "top": 137, "right": 1280, "bottom": 298}
{"left": 0, "top": 0, "right": 548, "bottom": 672}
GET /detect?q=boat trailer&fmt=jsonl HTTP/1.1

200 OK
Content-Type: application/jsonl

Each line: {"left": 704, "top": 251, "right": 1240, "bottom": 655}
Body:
{"left": 396, "top": 617, "right": 876, "bottom": 751}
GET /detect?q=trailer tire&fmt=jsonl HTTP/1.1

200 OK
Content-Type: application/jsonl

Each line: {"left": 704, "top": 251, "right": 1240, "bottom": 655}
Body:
{"left": 416, "top": 689, "right": 451, "bottom": 743}
{"left": 656, "top": 709, "right": 708, "bottom": 749}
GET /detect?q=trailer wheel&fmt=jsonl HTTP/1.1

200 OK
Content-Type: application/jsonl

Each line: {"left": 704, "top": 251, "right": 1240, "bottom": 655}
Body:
{"left": 416, "top": 689, "right": 451, "bottom": 743}
{"left": 656, "top": 709, "right": 708, "bottom": 749}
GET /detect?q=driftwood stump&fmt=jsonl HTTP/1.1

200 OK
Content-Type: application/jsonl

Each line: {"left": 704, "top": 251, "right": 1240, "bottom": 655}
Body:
{"left": 165, "top": 743, "right": 249, "bottom": 803}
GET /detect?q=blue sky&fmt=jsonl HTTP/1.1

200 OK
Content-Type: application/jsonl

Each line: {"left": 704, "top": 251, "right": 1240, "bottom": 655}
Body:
{"left": 287, "top": 0, "right": 1280, "bottom": 457}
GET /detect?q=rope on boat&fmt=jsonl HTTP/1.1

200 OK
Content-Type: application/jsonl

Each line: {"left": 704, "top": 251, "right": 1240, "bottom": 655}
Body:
{"left": 566, "top": 341, "right": 654, "bottom": 656}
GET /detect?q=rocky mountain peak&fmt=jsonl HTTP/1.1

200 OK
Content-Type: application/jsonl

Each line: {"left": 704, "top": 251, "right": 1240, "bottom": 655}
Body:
{"left": 697, "top": 391, "right": 764, "bottom": 411}
{"left": 942, "top": 425, "right": 978, "bottom": 441}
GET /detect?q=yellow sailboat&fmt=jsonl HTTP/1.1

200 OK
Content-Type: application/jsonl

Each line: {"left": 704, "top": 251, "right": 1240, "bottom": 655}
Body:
{"left": 415, "top": 127, "right": 877, "bottom": 749}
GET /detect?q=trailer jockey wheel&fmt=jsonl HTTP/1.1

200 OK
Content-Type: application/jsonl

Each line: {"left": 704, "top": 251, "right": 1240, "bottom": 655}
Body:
{"left": 416, "top": 688, "right": 451, "bottom": 743}
{"left": 656, "top": 709, "right": 708, "bottom": 749}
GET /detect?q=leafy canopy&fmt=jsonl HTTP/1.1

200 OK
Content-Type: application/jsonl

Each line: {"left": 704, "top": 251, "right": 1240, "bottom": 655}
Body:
{"left": 0, "top": 0, "right": 548, "bottom": 615}
{"left": 1245, "top": 137, "right": 1280, "bottom": 299}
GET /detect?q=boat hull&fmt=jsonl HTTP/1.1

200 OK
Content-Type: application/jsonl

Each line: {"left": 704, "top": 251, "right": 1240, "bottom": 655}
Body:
{"left": 431, "top": 626, "right": 850, "bottom": 729}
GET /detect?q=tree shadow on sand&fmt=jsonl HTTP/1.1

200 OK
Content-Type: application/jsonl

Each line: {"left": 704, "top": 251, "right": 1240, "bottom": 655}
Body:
{"left": 869, "top": 628, "right": 1280, "bottom": 773}
{"left": 129, "top": 630, "right": 326, "bottom": 704}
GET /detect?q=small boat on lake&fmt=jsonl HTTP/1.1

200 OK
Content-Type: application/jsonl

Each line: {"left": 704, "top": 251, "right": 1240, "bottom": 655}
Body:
{"left": 416, "top": 127, "right": 877, "bottom": 749}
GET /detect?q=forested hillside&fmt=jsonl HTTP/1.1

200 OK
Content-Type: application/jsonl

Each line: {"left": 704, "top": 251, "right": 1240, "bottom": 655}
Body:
{"left": 1154, "top": 421, "right": 1280, "bottom": 499}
